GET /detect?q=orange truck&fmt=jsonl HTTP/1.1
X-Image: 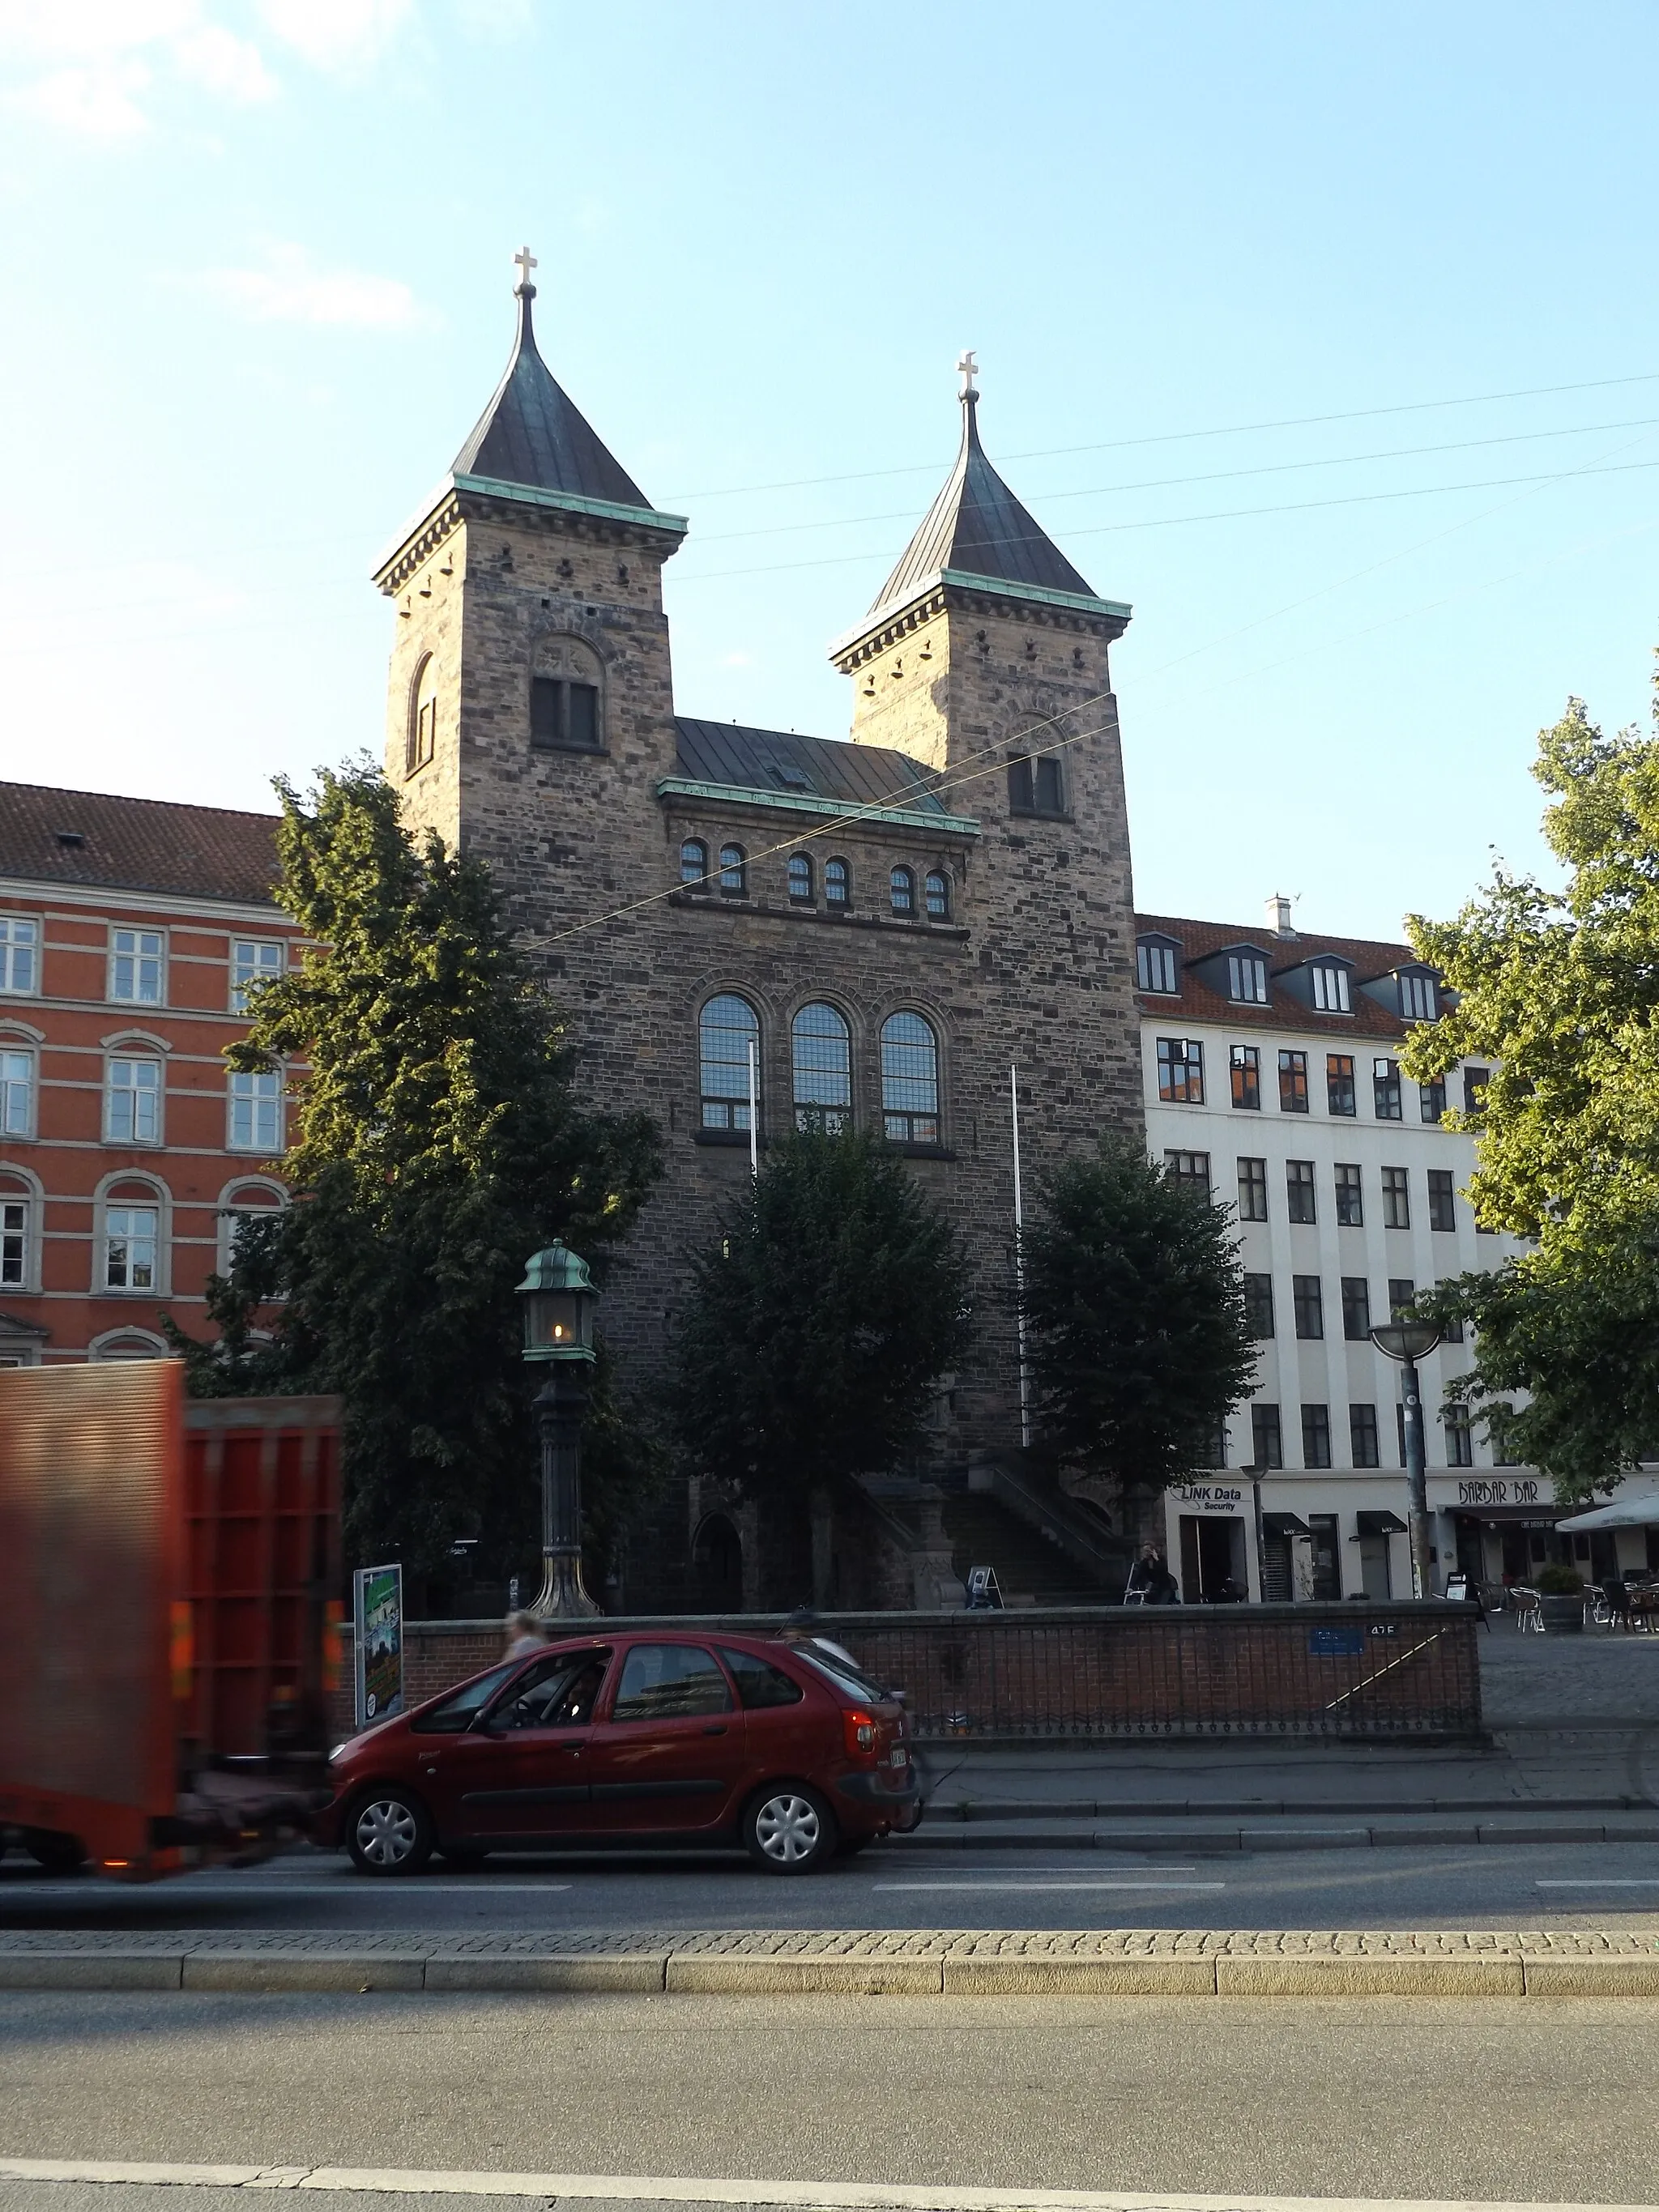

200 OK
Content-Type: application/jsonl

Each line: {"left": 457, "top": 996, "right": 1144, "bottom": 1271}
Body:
{"left": 0, "top": 1361, "right": 340, "bottom": 1882}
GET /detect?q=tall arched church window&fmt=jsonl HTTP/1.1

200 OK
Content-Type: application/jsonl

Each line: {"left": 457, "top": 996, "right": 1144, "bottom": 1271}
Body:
{"left": 889, "top": 867, "right": 915, "bottom": 916}
{"left": 825, "top": 858, "right": 851, "bottom": 909}
{"left": 680, "top": 839, "right": 710, "bottom": 888}
{"left": 881, "top": 1012, "right": 940, "bottom": 1144}
{"left": 792, "top": 1003, "right": 851, "bottom": 1134}
{"left": 924, "top": 870, "right": 950, "bottom": 919}
{"left": 699, "top": 995, "right": 759, "bottom": 1132}
{"left": 407, "top": 654, "right": 438, "bottom": 776}
{"left": 787, "top": 854, "right": 814, "bottom": 904}
{"left": 719, "top": 845, "right": 747, "bottom": 897}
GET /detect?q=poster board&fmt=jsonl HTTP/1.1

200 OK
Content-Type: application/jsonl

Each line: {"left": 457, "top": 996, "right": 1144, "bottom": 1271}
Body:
{"left": 353, "top": 1563, "right": 403, "bottom": 1728}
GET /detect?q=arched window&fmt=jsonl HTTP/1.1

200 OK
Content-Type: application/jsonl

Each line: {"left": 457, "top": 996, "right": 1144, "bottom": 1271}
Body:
{"left": 529, "top": 635, "right": 603, "bottom": 752}
{"left": 792, "top": 1002, "right": 851, "bottom": 1133}
{"left": 825, "top": 857, "right": 851, "bottom": 909}
{"left": 881, "top": 1012, "right": 940, "bottom": 1144}
{"left": 217, "top": 1178, "right": 287, "bottom": 1279}
{"left": 680, "top": 838, "right": 710, "bottom": 888}
{"left": 924, "top": 869, "right": 950, "bottom": 919}
{"left": 698, "top": 994, "right": 760, "bottom": 1132}
{"left": 406, "top": 654, "right": 438, "bottom": 776}
{"left": 889, "top": 867, "right": 915, "bottom": 916}
{"left": 1009, "top": 752, "right": 1064, "bottom": 816}
{"left": 88, "top": 1328, "right": 169, "bottom": 1362}
{"left": 97, "top": 1174, "right": 167, "bottom": 1294}
{"left": 787, "top": 854, "right": 814, "bottom": 904}
{"left": 719, "top": 844, "right": 747, "bottom": 897}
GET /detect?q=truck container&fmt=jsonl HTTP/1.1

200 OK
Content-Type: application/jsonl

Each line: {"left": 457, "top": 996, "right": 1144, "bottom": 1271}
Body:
{"left": 0, "top": 1361, "right": 340, "bottom": 1880}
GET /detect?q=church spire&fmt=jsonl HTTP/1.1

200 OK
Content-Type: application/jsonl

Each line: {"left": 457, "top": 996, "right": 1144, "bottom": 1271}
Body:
{"left": 863, "top": 352, "right": 1105, "bottom": 625}
{"left": 449, "top": 248, "right": 656, "bottom": 515}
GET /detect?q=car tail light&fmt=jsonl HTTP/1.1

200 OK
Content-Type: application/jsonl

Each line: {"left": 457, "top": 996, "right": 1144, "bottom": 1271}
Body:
{"left": 843, "top": 1707, "right": 878, "bottom": 1759}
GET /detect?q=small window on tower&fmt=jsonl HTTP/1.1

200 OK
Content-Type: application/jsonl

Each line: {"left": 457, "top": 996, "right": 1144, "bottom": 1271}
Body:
{"left": 407, "top": 655, "right": 439, "bottom": 776}
{"left": 1008, "top": 754, "right": 1065, "bottom": 817}
{"left": 531, "top": 676, "right": 602, "bottom": 752}
{"left": 825, "top": 857, "right": 851, "bottom": 909}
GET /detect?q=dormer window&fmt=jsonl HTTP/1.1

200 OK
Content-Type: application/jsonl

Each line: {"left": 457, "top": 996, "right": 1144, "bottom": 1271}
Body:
{"left": 1399, "top": 968, "right": 1439, "bottom": 1021}
{"left": 1137, "top": 936, "right": 1179, "bottom": 995}
{"left": 1310, "top": 961, "right": 1351, "bottom": 1014}
{"left": 1227, "top": 952, "right": 1269, "bottom": 1005}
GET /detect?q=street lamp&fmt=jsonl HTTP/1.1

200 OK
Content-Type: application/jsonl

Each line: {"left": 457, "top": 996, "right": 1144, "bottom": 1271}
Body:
{"left": 1370, "top": 1316, "right": 1443, "bottom": 1600}
{"left": 515, "top": 1241, "right": 600, "bottom": 1619}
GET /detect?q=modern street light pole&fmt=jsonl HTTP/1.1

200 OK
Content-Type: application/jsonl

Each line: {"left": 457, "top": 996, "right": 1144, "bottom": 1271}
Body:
{"left": 515, "top": 1241, "right": 601, "bottom": 1619}
{"left": 1370, "top": 1316, "right": 1444, "bottom": 1600}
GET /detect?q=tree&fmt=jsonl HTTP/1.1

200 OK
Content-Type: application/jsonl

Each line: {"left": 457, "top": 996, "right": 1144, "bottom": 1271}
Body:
{"left": 1018, "top": 1135, "right": 1256, "bottom": 1511}
{"left": 1403, "top": 676, "right": 1659, "bottom": 1498}
{"left": 161, "top": 761, "right": 662, "bottom": 1582}
{"left": 668, "top": 1129, "right": 971, "bottom": 1505}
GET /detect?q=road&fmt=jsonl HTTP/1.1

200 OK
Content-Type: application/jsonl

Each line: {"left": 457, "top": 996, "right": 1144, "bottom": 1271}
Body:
{"left": 6, "top": 1839, "right": 1659, "bottom": 1933}
{"left": 3, "top": 1986, "right": 1659, "bottom": 2205}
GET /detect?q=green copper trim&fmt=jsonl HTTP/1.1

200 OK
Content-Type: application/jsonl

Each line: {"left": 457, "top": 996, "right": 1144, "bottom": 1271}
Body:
{"left": 452, "top": 472, "right": 689, "bottom": 536}
{"left": 936, "top": 566, "right": 1132, "bottom": 620}
{"left": 655, "top": 777, "right": 980, "bottom": 838}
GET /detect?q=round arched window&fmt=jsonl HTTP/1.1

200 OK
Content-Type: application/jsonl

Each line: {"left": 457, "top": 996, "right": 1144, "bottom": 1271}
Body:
{"left": 698, "top": 994, "right": 760, "bottom": 1132}
{"left": 792, "top": 1003, "right": 851, "bottom": 1134}
{"left": 407, "top": 654, "right": 439, "bottom": 776}
{"left": 881, "top": 1012, "right": 940, "bottom": 1144}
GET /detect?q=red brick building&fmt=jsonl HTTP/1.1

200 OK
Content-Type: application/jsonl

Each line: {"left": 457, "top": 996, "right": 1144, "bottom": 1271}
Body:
{"left": 0, "top": 782, "right": 298, "bottom": 1366}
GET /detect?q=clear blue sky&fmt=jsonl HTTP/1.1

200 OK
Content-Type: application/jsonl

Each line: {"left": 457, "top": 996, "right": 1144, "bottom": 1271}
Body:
{"left": 3, "top": 0, "right": 1656, "bottom": 940}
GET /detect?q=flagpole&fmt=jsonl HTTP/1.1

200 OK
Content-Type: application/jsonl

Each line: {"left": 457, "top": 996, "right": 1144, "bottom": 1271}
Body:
{"left": 1011, "top": 1063, "right": 1030, "bottom": 1449}
{"left": 747, "top": 1038, "right": 759, "bottom": 1179}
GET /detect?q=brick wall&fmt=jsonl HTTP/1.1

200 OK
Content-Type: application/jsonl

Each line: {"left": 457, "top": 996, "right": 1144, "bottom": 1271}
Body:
{"left": 332, "top": 1604, "right": 1482, "bottom": 1742}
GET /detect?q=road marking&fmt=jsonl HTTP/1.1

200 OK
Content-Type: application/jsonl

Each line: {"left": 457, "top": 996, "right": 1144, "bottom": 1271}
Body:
{"left": 2, "top": 2164, "right": 1644, "bottom": 2210}
{"left": 872, "top": 1881, "right": 1226, "bottom": 1894}
{"left": 0, "top": 1883, "right": 574, "bottom": 1900}
{"left": 1534, "top": 1877, "right": 1659, "bottom": 1887}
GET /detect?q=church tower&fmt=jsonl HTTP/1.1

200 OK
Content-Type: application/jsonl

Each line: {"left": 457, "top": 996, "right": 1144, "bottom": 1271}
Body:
{"left": 372, "top": 249, "right": 688, "bottom": 937}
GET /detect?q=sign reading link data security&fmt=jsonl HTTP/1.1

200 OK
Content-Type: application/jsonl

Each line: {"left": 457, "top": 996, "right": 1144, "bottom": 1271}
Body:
{"left": 353, "top": 1563, "right": 404, "bottom": 1729}
{"left": 1166, "top": 1482, "right": 1247, "bottom": 1515}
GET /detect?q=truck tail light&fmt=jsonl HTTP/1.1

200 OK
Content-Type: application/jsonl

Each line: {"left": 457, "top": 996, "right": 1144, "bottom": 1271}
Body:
{"left": 843, "top": 1707, "right": 878, "bottom": 1759}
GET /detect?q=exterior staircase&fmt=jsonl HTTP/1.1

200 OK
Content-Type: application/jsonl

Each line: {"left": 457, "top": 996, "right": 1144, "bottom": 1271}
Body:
{"left": 940, "top": 1489, "right": 1117, "bottom": 1606}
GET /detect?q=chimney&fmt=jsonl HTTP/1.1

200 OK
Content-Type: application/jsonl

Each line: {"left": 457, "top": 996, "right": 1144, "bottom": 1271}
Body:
{"left": 1266, "top": 893, "right": 1295, "bottom": 938}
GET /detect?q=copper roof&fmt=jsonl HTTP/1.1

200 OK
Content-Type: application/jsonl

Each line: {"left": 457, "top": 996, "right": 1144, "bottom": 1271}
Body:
{"left": 672, "top": 718, "right": 958, "bottom": 818}
{"left": 869, "top": 389, "right": 1102, "bottom": 620}
{"left": 451, "top": 283, "right": 654, "bottom": 514}
{"left": 0, "top": 782, "right": 281, "bottom": 908}
{"left": 1134, "top": 910, "right": 1426, "bottom": 1042}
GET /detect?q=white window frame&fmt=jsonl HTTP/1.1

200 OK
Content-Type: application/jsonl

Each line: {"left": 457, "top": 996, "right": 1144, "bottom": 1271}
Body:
{"left": 108, "top": 927, "right": 167, "bottom": 1007}
{"left": 1310, "top": 961, "right": 1351, "bottom": 1013}
{"left": 103, "top": 1202, "right": 160, "bottom": 1293}
{"left": 216, "top": 1177, "right": 288, "bottom": 1277}
{"left": 229, "top": 939, "right": 285, "bottom": 1016}
{"left": 1137, "top": 937, "right": 1179, "bottom": 994}
{"left": 87, "top": 1327, "right": 169, "bottom": 1362}
{"left": 0, "top": 915, "right": 41, "bottom": 995}
{"left": 0, "top": 1037, "right": 37, "bottom": 1140}
{"left": 1227, "top": 952, "right": 1269, "bottom": 1005}
{"left": 105, "top": 1053, "right": 164, "bottom": 1145}
{"left": 1, "top": 1193, "right": 32, "bottom": 1291}
{"left": 92, "top": 1173, "right": 171, "bottom": 1298}
{"left": 227, "top": 1066, "right": 284, "bottom": 1154}
{"left": 1399, "top": 969, "right": 1439, "bottom": 1021}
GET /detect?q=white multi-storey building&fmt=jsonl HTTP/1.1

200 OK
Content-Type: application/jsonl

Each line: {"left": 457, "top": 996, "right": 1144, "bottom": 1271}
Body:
{"left": 1137, "top": 896, "right": 1659, "bottom": 1603}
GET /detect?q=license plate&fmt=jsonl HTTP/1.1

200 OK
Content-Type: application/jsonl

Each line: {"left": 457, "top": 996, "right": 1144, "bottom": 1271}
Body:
{"left": 889, "top": 1746, "right": 908, "bottom": 1767}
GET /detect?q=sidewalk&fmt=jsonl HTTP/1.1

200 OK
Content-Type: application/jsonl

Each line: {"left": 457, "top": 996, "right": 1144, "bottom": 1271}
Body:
{"left": 2, "top": 1924, "right": 1657, "bottom": 1996}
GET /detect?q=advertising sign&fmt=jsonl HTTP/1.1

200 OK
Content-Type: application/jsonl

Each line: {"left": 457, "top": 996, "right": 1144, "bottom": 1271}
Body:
{"left": 353, "top": 1563, "right": 403, "bottom": 1728}
{"left": 1166, "top": 1482, "right": 1247, "bottom": 1516}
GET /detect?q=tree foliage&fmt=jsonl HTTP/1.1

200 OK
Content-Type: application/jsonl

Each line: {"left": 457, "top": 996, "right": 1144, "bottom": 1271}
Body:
{"left": 1403, "top": 674, "right": 1659, "bottom": 1497}
{"left": 1018, "top": 1135, "right": 1256, "bottom": 1503}
{"left": 668, "top": 1130, "right": 971, "bottom": 1502}
{"left": 162, "top": 761, "right": 663, "bottom": 1578}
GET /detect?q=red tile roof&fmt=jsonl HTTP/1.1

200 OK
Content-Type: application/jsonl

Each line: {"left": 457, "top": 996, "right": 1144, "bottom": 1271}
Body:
{"left": 1133, "top": 910, "right": 1418, "bottom": 1042}
{"left": 0, "top": 782, "right": 281, "bottom": 909}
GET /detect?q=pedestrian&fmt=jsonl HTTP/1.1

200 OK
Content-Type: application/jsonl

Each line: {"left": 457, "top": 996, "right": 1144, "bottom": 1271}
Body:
{"left": 502, "top": 1609, "right": 546, "bottom": 1660}
{"left": 1128, "top": 1542, "right": 1179, "bottom": 1605}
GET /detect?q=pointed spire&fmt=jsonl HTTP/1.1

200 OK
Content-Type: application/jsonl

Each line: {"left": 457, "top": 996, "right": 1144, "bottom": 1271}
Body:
{"left": 450, "top": 249, "right": 655, "bottom": 514}
{"left": 864, "top": 352, "right": 1102, "bottom": 621}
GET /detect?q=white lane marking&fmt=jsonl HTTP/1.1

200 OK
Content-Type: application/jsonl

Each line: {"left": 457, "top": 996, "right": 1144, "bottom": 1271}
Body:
{"left": 872, "top": 1881, "right": 1226, "bottom": 1894}
{"left": 0, "top": 1884, "right": 574, "bottom": 1899}
{"left": 2, "top": 2164, "right": 1645, "bottom": 2210}
{"left": 1534, "top": 1877, "right": 1659, "bottom": 1887}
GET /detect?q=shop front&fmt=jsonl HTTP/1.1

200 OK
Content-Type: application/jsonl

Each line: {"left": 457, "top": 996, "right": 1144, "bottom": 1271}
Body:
{"left": 1434, "top": 1473, "right": 1659, "bottom": 1588}
{"left": 1163, "top": 1481, "right": 1257, "bottom": 1603}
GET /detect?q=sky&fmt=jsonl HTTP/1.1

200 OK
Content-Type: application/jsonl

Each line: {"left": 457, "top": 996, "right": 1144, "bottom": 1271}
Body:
{"left": 2, "top": 0, "right": 1657, "bottom": 941}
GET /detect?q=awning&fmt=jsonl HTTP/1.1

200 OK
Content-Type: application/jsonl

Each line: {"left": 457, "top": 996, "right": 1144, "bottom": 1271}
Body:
{"left": 1557, "top": 1496, "right": 1659, "bottom": 1532}
{"left": 1262, "top": 1511, "right": 1312, "bottom": 1537}
{"left": 1355, "top": 1510, "right": 1408, "bottom": 1536}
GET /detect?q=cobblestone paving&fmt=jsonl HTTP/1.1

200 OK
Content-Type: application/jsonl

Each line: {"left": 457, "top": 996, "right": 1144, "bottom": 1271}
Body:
{"left": 1482, "top": 1626, "right": 1659, "bottom": 1723}
{"left": 3, "top": 1924, "right": 1657, "bottom": 1956}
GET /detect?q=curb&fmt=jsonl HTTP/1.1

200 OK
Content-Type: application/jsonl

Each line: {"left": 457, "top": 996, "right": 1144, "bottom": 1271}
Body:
{"left": 6, "top": 1933, "right": 1659, "bottom": 1999}
{"left": 891, "top": 1818, "right": 1659, "bottom": 1851}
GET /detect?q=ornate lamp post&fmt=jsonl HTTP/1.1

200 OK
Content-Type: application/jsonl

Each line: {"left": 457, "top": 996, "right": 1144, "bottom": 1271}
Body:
{"left": 516, "top": 1241, "right": 600, "bottom": 1618}
{"left": 1370, "top": 1316, "right": 1444, "bottom": 1600}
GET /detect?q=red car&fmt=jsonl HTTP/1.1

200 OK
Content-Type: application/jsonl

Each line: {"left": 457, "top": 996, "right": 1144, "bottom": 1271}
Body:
{"left": 317, "top": 1630, "right": 922, "bottom": 1876}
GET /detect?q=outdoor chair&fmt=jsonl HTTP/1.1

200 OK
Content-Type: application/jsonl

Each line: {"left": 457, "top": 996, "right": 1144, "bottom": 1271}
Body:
{"left": 1512, "top": 1584, "right": 1544, "bottom": 1633}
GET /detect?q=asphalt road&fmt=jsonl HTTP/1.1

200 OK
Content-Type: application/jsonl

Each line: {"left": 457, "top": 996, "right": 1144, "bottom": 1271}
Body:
{"left": 4, "top": 1988, "right": 1659, "bottom": 2203}
{"left": 6, "top": 1839, "right": 1659, "bottom": 1933}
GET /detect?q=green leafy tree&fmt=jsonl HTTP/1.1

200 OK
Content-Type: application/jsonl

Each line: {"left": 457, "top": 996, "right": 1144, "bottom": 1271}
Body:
{"left": 669, "top": 1129, "right": 971, "bottom": 1504}
{"left": 1018, "top": 1135, "right": 1256, "bottom": 1509}
{"left": 161, "top": 761, "right": 662, "bottom": 1582}
{"left": 1404, "top": 676, "right": 1659, "bottom": 1497}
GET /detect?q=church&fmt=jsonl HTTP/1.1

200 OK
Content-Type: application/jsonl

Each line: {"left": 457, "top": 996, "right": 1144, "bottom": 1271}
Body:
{"left": 373, "top": 256, "right": 1148, "bottom": 1609}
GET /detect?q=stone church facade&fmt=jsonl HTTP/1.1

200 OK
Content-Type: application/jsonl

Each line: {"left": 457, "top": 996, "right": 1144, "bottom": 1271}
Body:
{"left": 373, "top": 266, "right": 1145, "bottom": 1609}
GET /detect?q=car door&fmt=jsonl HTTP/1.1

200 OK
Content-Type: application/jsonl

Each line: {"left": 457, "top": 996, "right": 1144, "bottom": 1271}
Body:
{"left": 449, "top": 1647, "right": 612, "bottom": 1843}
{"left": 583, "top": 1641, "right": 747, "bottom": 1837}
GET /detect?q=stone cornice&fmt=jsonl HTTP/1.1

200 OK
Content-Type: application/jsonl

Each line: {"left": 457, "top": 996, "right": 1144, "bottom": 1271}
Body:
{"left": 830, "top": 569, "right": 1132, "bottom": 671}
{"left": 373, "top": 475, "right": 689, "bottom": 595}
{"left": 655, "top": 776, "right": 979, "bottom": 841}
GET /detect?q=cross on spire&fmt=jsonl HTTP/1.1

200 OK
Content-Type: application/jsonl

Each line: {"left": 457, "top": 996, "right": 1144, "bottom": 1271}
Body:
{"left": 957, "top": 348, "right": 979, "bottom": 398}
{"left": 513, "top": 245, "right": 538, "bottom": 295}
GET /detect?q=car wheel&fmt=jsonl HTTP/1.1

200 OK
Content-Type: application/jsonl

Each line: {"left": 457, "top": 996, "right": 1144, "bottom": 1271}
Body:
{"left": 23, "top": 1829, "right": 84, "bottom": 1874}
{"left": 347, "top": 1790, "right": 433, "bottom": 1877}
{"left": 743, "top": 1784, "right": 837, "bottom": 1873}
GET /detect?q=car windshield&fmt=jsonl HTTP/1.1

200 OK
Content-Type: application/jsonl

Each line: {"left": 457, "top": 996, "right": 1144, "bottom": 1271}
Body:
{"left": 408, "top": 1662, "right": 516, "bottom": 1734}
